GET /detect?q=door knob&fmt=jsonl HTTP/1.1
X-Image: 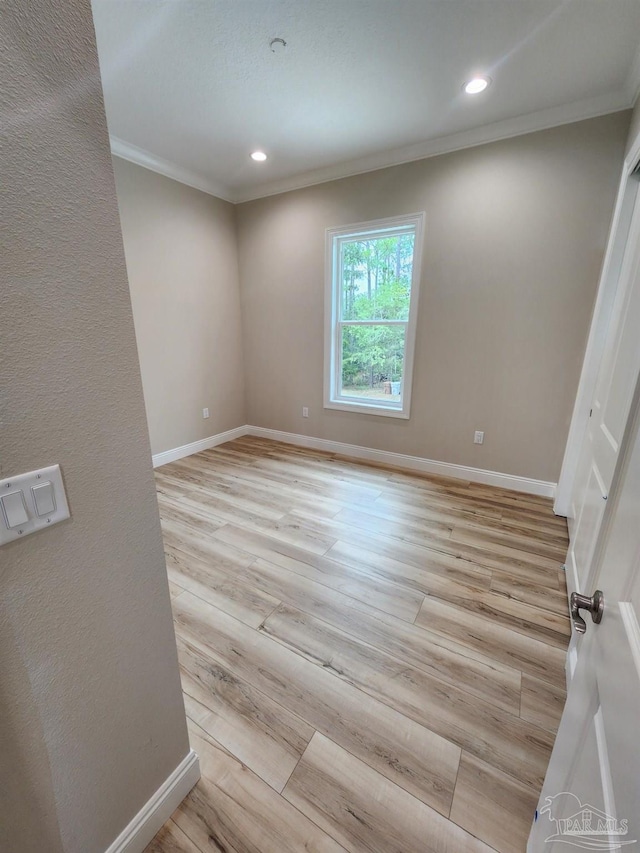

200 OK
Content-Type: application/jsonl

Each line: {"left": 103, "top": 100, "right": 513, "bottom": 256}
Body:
{"left": 570, "top": 590, "right": 604, "bottom": 634}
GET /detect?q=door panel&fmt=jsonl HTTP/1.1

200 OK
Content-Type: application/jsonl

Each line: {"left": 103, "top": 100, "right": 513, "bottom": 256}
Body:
{"left": 565, "top": 192, "right": 640, "bottom": 628}
{"left": 601, "top": 603, "right": 640, "bottom": 831}
{"left": 529, "top": 392, "right": 640, "bottom": 852}
{"left": 569, "top": 464, "right": 607, "bottom": 591}
{"left": 594, "top": 236, "right": 640, "bottom": 487}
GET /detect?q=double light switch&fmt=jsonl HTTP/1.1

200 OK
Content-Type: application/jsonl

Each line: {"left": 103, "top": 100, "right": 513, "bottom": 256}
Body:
{"left": 0, "top": 465, "right": 70, "bottom": 545}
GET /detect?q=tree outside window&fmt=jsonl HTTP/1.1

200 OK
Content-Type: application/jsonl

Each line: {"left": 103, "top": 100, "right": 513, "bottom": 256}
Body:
{"left": 325, "top": 214, "right": 424, "bottom": 419}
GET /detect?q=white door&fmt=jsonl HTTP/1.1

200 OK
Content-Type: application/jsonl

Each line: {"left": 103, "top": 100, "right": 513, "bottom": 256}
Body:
{"left": 566, "top": 189, "right": 640, "bottom": 620}
{"left": 528, "top": 387, "right": 640, "bottom": 852}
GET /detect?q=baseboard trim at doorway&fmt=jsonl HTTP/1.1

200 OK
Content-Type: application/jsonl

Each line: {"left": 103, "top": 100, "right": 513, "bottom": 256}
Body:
{"left": 104, "top": 750, "right": 200, "bottom": 853}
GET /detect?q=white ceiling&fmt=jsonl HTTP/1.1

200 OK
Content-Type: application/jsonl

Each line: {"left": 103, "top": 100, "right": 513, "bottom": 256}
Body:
{"left": 92, "top": 0, "right": 640, "bottom": 203}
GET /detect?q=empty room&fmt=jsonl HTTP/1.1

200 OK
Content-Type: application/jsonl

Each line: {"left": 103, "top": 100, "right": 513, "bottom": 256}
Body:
{"left": 4, "top": 1, "right": 640, "bottom": 852}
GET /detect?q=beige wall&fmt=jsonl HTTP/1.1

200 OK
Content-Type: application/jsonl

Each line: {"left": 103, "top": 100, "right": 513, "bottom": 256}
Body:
{"left": 236, "top": 112, "right": 630, "bottom": 483}
{"left": 113, "top": 159, "right": 245, "bottom": 456}
{"left": 1, "top": 1, "right": 189, "bottom": 851}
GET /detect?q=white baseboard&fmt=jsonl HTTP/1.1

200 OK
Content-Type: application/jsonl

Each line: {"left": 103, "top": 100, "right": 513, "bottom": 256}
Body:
{"left": 104, "top": 750, "right": 200, "bottom": 853}
{"left": 246, "top": 426, "right": 557, "bottom": 498}
{"left": 152, "top": 425, "right": 248, "bottom": 467}
{"left": 152, "top": 423, "right": 556, "bottom": 497}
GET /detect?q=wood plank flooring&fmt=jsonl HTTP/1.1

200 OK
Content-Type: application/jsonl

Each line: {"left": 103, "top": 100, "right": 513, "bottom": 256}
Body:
{"left": 146, "top": 436, "right": 570, "bottom": 853}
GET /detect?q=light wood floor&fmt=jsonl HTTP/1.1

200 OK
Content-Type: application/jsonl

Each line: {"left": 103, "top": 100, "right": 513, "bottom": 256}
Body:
{"left": 146, "top": 436, "right": 570, "bottom": 853}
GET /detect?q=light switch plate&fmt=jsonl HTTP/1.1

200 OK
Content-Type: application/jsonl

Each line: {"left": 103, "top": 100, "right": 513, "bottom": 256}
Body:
{"left": 0, "top": 464, "right": 70, "bottom": 545}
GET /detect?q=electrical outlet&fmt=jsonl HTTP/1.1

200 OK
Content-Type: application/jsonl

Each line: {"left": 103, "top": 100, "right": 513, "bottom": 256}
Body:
{"left": 302, "top": 407, "right": 309, "bottom": 418}
{"left": 202, "top": 408, "right": 210, "bottom": 419}
{"left": 474, "top": 430, "right": 484, "bottom": 445}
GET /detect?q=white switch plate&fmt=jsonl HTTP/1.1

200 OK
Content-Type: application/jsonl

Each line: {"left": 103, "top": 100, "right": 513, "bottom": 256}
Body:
{"left": 202, "top": 408, "right": 210, "bottom": 419}
{"left": 474, "top": 430, "right": 485, "bottom": 445}
{"left": 0, "top": 465, "right": 70, "bottom": 545}
{"left": 302, "top": 407, "right": 309, "bottom": 418}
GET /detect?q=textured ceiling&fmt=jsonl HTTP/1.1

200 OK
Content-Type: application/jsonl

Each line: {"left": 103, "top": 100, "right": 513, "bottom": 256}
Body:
{"left": 92, "top": 0, "right": 640, "bottom": 201}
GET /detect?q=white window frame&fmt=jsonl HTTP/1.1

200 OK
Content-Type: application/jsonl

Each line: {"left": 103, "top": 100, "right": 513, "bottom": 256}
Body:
{"left": 324, "top": 212, "right": 425, "bottom": 419}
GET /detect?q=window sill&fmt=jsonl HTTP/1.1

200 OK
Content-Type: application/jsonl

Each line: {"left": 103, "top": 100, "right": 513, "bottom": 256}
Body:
{"left": 324, "top": 398, "right": 410, "bottom": 419}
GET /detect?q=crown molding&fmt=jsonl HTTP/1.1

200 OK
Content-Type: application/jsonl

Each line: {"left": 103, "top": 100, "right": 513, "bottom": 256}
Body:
{"left": 110, "top": 89, "right": 632, "bottom": 206}
{"left": 109, "top": 136, "right": 234, "bottom": 202}
{"left": 233, "top": 90, "right": 631, "bottom": 203}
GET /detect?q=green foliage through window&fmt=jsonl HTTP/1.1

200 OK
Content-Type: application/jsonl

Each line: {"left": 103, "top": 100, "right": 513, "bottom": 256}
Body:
{"left": 339, "top": 232, "right": 414, "bottom": 394}
{"left": 341, "top": 234, "right": 414, "bottom": 321}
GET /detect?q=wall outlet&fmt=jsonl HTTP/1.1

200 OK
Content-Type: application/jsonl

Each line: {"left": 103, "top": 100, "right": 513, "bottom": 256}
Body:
{"left": 474, "top": 430, "right": 484, "bottom": 445}
{"left": 202, "top": 408, "right": 210, "bottom": 419}
{"left": 302, "top": 407, "right": 309, "bottom": 418}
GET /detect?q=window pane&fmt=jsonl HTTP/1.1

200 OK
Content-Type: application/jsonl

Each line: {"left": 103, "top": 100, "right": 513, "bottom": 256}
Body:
{"left": 341, "top": 232, "right": 415, "bottom": 321}
{"left": 340, "top": 324, "right": 406, "bottom": 403}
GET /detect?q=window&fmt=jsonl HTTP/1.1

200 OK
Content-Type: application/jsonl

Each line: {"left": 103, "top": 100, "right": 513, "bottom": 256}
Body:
{"left": 324, "top": 212, "right": 424, "bottom": 419}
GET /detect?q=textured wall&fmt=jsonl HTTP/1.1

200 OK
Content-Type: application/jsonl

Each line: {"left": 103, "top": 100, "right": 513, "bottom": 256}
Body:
{"left": 236, "top": 112, "right": 630, "bottom": 483}
{"left": 112, "top": 158, "right": 246, "bottom": 456}
{"left": 0, "top": 2, "right": 189, "bottom": 851}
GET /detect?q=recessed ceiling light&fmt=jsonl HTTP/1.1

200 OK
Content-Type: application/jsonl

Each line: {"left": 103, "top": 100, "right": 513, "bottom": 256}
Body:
{"left": 270, "top": 37, "right": 287, "bottom": 54}
{"left": 251, "top": 151, "right": 267, "bottom": 162}
{"left": 464, "top": 76, "right": 490, "bottom": 95}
